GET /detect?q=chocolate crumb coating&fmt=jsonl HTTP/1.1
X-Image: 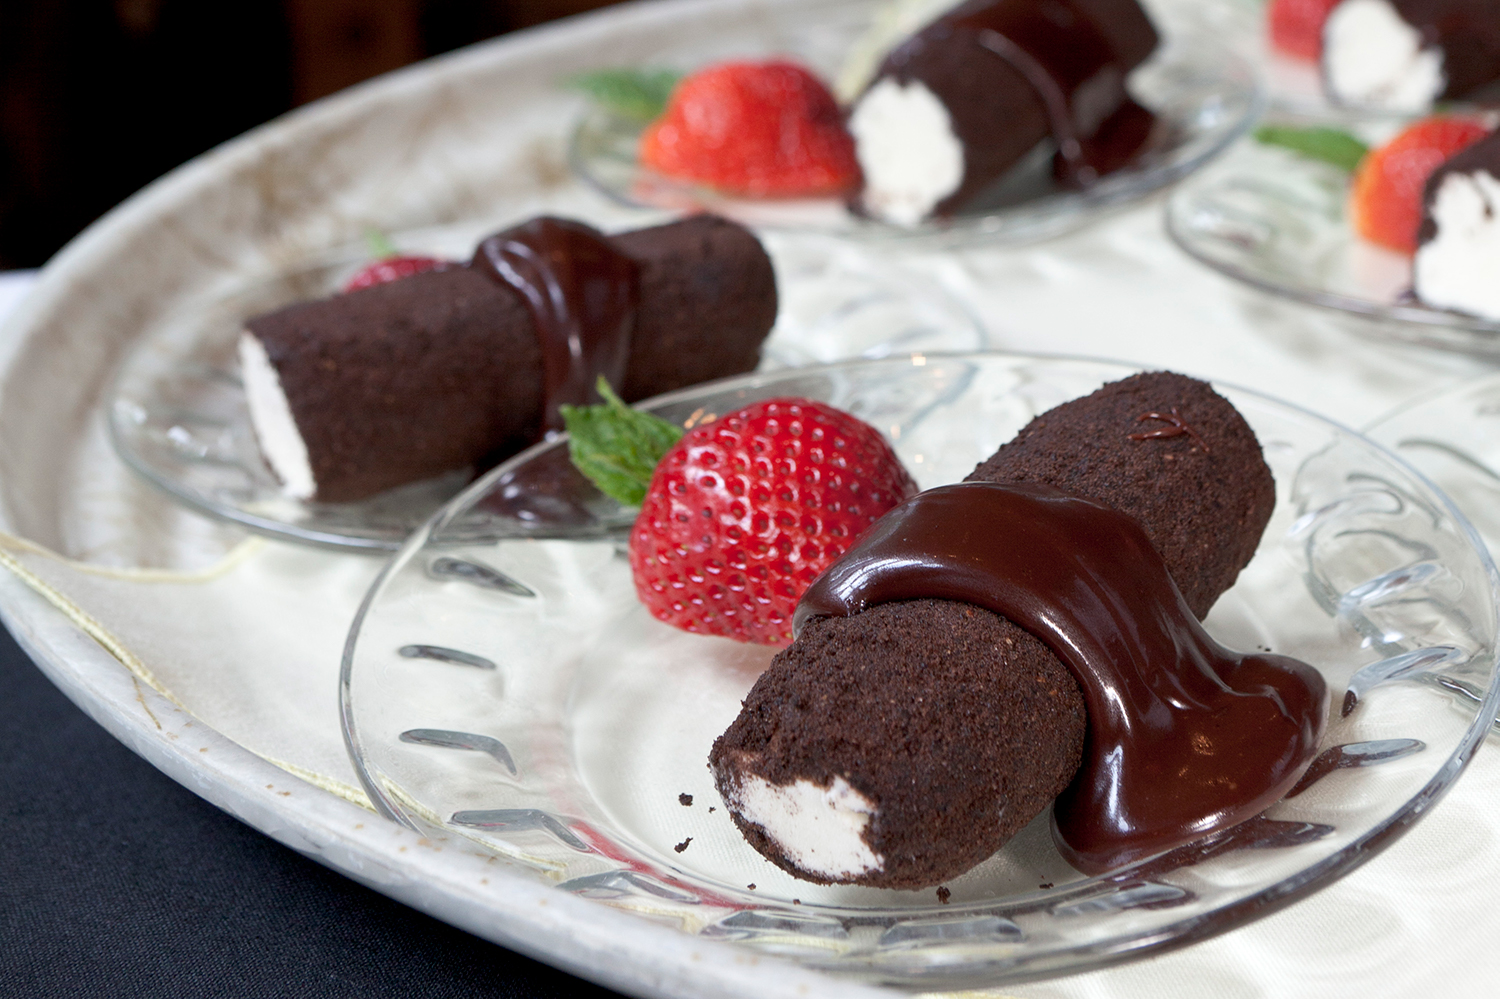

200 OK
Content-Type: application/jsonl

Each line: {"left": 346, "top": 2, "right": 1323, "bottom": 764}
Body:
{"left": 967, "top": 371, "right": 1275, "bottom": 619}
{"left": 614, "top": 216, "right": 778, "bottom": 402}
{"left": 248, "top": 266, "right": 542, "bottom": 503}
{"left": 244, "top": 215, "right": 776, "bottom": 503}
{"left": 713, "top": 599, "right": 1085, "bottom": 890}
{"left": 712, "top": 371, "right": 1277, "bottom": 887}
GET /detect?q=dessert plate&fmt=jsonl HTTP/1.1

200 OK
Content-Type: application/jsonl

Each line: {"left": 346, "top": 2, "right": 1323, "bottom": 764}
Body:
{"left": 568, "top": 0, "right": 1260, "bottom": 245}
{"left": 341, "top": 353, "right": 1500, "bottom": 990}
{"left": 106, "top": 227, "right": 983, "bottom": 553}
{"left": 1166, "top": 140, "right": 1500, "bottom": 359}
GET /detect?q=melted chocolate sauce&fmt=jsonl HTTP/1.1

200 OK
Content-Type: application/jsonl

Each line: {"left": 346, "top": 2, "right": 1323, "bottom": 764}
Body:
{"left": 473, "top": 218, "right": 639, "bottom": 433}
{"left": 1128, "top": 407, "right": 1209, "bottom": 451}
{"left": 948, "top": 0, "right": 1155, "bottom": 184}
{"left": 794, "top": 482, "right": 1328, "bottom": 873}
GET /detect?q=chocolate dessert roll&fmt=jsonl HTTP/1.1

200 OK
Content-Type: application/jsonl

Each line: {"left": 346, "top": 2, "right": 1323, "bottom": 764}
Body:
{"left": 240, "top": 215, "right": 776, "bottom": 503}
{"left": 712, "top": 373, "right": 1316, "bottom": 887}
{"left": 1322, "top": 0, "right": 1500, "bottom": 111}
{"left": 847, "top": 0, "right": 1159, "bottom": 226}
{"left": 1414, "top": 127, "right": 1500, "bottom": 322}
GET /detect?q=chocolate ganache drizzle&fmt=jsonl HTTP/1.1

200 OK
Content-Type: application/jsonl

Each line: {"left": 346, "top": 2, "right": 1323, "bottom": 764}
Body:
{"left": 946, "top": 0, "right": 1156, "bottom": 184}
{"left": 473, "top": 217, "right": 639, "bottom": 432}
{"left": 794, "top": 481, "right": 1329, "bottom": 873}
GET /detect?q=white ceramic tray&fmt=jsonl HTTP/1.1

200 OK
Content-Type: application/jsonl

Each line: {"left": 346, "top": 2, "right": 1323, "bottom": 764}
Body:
{"left": 9, "top": 0, "right": 1500, "bottom": 995}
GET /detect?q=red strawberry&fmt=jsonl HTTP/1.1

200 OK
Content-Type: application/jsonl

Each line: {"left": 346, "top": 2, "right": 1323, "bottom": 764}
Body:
{"left": 343, "top": 255, "right": 447, "bottom": 292}
{"left": 629, "top": 398, "right": 915, "bottom": 646}
{"left": 1267, "top": 0, "right": 1341, "bottom": 61}
{"left": 1351, "top": 116, "right": 1491, "bottom": 254}
{"left": 639, "top": 60, "right": 861, "bottom": 198}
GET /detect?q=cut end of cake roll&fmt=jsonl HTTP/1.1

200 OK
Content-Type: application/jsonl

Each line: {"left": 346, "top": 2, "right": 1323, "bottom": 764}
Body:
{"left": 848, "top": 76, "right": 966, "bottom": 227}
{"left": 238, "top": 331, "right": 316, "bottom": 500}
{"left": 1322, "top": 0, "right": 1445, "bottom": 111}
{"left": 710, "top": 600, "right": 1086, "bottom": 889}
{"left": 1416, "top": 130, "right": 1500, "bottom": 321}
{"left": 715, "top": 766, "right": 885, "bottom": 882}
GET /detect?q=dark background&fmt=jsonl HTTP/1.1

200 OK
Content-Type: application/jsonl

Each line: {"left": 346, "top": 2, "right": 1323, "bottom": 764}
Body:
{"left": 0, "top": 0, "right": 628, "bottom": 270}
{"left": 2, "top": 1, "right": 640, "bottom": 994}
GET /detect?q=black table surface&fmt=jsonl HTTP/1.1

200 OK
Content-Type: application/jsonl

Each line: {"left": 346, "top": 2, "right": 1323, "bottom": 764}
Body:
{"left": 0, "top": 620, "right": 627, "bottom": 998}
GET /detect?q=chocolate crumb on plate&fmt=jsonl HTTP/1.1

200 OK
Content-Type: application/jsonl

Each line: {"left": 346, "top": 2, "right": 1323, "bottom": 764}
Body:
{"left": 673, "top": 837, "right": 692, "bottom": 853}
{"left": 678, "top": 793, "right": 693, "bottom": 806}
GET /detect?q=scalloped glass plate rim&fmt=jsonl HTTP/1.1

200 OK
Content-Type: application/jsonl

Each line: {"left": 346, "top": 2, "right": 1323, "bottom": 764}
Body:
{"left": 340, "top": 350, "right": 1500, "bottom": 986}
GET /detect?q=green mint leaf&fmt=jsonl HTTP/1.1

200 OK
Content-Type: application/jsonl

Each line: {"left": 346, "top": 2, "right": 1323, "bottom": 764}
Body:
{"left": 561, "top": 377, "right": 684, "bottom": 506}
{"left": 363, "top": 228, "right": 399, "bottom": 260}
{"left": 565, "top": 68, "right": 682, "bottom": 122}
{"left": 1254, "top": 125, "right": 1369, "bottom": 172}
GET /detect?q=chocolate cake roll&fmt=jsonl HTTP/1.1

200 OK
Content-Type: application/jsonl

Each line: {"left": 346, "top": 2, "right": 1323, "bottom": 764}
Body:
{"left": 240, "top": 215, "right": 776, "bottom": 503}
{"left": 1414, "top": 127, "right": 1500, "bottom": 322}
{"left": 966, "top": 371, "right": 1277, "bottom": 619}
{"left": 846, "top": 0, "right": 1159, "bottom": 226}
{"left": 1322, "top": 0, "right": 1500, "bottom": 111}
{"left": 712, "top": 372, "right": 1321, "bottom": 887}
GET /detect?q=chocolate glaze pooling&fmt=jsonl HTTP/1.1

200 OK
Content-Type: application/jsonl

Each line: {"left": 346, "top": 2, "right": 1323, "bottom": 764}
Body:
{"left": 795, "top": 481, "right": 1328, "bottom": 873}
{"left": 473, "top": 217, "right": 639, "bottom": 432}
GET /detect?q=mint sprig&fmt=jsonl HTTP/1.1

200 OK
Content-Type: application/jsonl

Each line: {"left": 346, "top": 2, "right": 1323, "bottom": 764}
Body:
{"left": 561, "top": 377, "right": 684, "bottom": 506}
{"left": 565, "top": 68, "right": 682, "bottom": 122}
{"left": 363, "top": 228, "right": 400, "bottom": 260}
{"left": 1254, "top": 125, "right": 1369, "bottom": 172}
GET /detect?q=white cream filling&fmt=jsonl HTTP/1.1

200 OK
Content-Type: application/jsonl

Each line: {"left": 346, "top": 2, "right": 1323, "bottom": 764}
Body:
{"left": 849, "top": 77, "right": 965, "bottom": 227}
{"left": 731, "top": 774, "right": 884, "bottom": 879}
{"left": 1414, "top": 169, "right": 1500, "bottom": 322}
{"left": 238, "top": 331, "right": 316, "bottom": 499}
{"left": 1323, "top": 0, "right": 1445, "bottom": 112}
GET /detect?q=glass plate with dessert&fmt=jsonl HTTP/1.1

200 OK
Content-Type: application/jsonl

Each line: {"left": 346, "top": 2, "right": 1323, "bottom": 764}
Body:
{"left": 568, "top": 0, "right": 1260, "bottom": 244}
{"left": 107, "top": 215, "right": 984, "bottom": 552}
{"left": 1259, "top": 0, "right": 1500, "bottom": 120}
{"left": 340, "top": 353, "right": 1500, "bottom": 988}
{"left": 1166, "top": 112, "right": 1500, "bottom": 358}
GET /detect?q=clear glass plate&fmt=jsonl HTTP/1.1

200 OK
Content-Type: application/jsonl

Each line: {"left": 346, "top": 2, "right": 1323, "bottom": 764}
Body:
{"left": 106, "top": 227, "right": 984, "bottom": 552}
{"left": 568, "top": 0, "right": 1260, "bottom": 246}
{"left": 1366, "top": 372, "right": 1500, "bottom": 563}
{"left": 340, "top": 353, "right": 1500, "bottom": 989}
{"left": 1166, "top": 141, "right": 1500, "bottom": 358}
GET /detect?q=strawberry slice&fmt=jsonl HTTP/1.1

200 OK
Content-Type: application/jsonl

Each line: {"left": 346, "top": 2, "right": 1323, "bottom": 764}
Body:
{"left": 1267, "top": 0, "right": 1342, "bottom": 61}
{"left": 563, "top": 382, "right": 915, "bottom": 646}
{"left": 1351, "top": 116, "right": 1492, "bottom": 254}
{"left": 343, "top": 255, "right": 448, "bottom": 292}
{"left": 639, "top": 60, "right": 861, "bottom": 198}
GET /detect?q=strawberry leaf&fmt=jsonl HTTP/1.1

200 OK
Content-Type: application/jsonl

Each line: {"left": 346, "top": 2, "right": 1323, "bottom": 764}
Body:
{"left": 561, "top": 378, "right": 684, "bottom": 506}
{"left": 565, "top": 68, "right": 682, "bottom": 122}
{"left": 363, "top": 228, "right": 399, "bottom": 260}
{"left": 1254, "top": 125, "right": 1369, "bottom": 172}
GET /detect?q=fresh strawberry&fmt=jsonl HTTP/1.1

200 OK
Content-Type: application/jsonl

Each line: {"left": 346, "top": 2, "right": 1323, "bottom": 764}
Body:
{"left": 639, "top": 60, "right": 861, "bottom": 198}
{"left": 631, "top": 398, "right": 915, "bottom": 645}
{"left": 343, "top": 255, "right": 447, "bottom": 292}
{"left": 1350, "top": 116, "right": 1491, "bottom": 254}
{"left": 1267, "top": 0, "right": 1342, "bottom": 60}
{"left": 561, "top": 382, "right": 915, "bottom": 646}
